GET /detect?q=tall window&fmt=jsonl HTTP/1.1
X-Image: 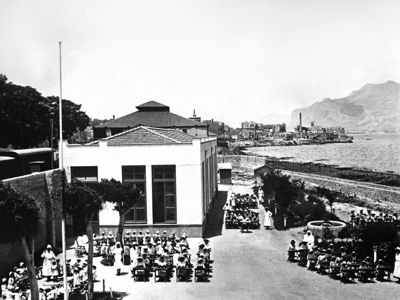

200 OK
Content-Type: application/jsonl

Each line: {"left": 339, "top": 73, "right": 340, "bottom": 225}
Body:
{"left": 122, "top": 166, "right": 146, "bottom": 223}
{"left": 71, "top": 166, "right": 98, "bottom": 182}
{"left": 152, "top": 165, "right": 176, "bottom": 223}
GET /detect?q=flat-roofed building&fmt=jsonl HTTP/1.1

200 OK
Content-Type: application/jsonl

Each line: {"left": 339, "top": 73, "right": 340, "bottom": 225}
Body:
{"left": 63, "top": 126, "right": 218, "bottom": 237}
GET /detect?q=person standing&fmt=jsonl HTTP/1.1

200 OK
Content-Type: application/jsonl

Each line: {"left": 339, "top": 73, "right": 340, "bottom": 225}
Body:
{"left": 41, "top": 245, "right": 56, "bottom": 281}
{"left": 113, "top": 242, "right": 124, "bottom": 275}
{"left": 264, "top": 207, "right": 273, "bottom": 230}
{"left": 393, "top": 246, "right": 400, "bottom": 282}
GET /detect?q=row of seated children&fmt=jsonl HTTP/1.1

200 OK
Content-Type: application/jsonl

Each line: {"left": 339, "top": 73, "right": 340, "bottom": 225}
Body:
{"left": 288, "top": 239, "right": 393, "bottom": 283}
{"left": 228, "top": 193, "right": 258, "bottom": 210}
{"left": 130, "top": 238, "right": 212, "bottom": 282}
{"left": 99, "top": 231, "right": 192, "bottom": 267}
{"left": 224, "top": 193, "right": 259, "bottom": 230}
{"left": 225, "top": 210, "right": 259, "bottom": 230}
{"left": 350, "top": 210, "right": 399, "bottom": 227}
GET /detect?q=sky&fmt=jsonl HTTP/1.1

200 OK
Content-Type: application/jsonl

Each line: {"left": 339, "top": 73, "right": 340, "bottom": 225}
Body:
{"left": 0, "top": 0, "right": 399, "bottom": 128}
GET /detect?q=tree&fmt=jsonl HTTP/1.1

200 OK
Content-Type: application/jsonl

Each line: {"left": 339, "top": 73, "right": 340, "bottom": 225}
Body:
{"left": 0, "top": 74, "right": 90, "bottom": 148}
{"left": 95, "top": 179, "right": 142, "bottom": 244}
{"left": 46, "top": 96, "right": 90, "bottom": 141}
{"left": 315, "top": 186, "right": 336, "bottom": 213}
{"left": 0, "top": 183, "right": 40, "bottom": 300}
{"left": 64, "top": 181, "right": 103, "bottom": 299}
{"left": 260, "top": 169, "right": 302, "bottom": 214}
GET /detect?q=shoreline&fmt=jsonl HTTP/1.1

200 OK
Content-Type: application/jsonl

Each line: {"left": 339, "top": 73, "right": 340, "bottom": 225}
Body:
{"left": 221, "top": 149, "right": 400, "bottom": 187}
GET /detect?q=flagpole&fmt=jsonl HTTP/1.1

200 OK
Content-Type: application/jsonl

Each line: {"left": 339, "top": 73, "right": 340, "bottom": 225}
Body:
{"left": 59, "top": 41, "right": 68, "bottom": 300}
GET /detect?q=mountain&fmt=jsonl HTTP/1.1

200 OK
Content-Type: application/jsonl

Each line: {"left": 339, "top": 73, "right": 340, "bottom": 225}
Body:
{"left": 289, "top": 81, "right": 400, "bottom": 132}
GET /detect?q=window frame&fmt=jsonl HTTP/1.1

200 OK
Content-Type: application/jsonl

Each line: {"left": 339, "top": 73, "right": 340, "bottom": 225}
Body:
{"left": 152, "top": 165, "right": 177, "bottom": 224}
{"left": 122, "top": 165, "right": 147, "bottom": 224}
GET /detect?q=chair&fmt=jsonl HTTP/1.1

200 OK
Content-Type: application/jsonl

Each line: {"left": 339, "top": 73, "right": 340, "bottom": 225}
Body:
{"left": 176, "top": 267, "right": 191, "bottom": 282}
{"left": 154, "top": 267, "right": 169, "bottom": 282}
{"left": 194, "top": 267, "right": 208, "bottom": 282}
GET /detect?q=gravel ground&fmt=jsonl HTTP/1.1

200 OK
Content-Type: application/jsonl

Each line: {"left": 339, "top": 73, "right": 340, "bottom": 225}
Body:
{"left": 55, "top": 181, "right": 400, "bottom": 300}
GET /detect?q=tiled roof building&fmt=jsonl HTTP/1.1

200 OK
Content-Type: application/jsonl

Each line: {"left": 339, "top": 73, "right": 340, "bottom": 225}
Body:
{"left": 93, "top": 101, "right": 208, "bottom": 139}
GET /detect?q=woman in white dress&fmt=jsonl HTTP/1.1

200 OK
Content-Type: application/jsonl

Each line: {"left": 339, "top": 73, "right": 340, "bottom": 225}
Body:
{"left": 393, "top": 246, "right": 400, "bottom": 281}
{"left": 303, "top": 230, "right": 315, "bottom": 250}
{"left": 41, "top": 245, "right": 56, "bottom": 281}
{"left": 113, "top": 242, "right": 123, "bottom": 275}
{"left": 130, "top": 244, "right": 138, "bottom": 269}
{"left": 264, "top": 208, "right": 273, "bottom": 230}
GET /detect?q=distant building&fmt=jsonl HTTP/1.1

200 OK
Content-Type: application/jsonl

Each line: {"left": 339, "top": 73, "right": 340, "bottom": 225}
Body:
{"left": 63, "top": 126, "right": 218, "bottom": 236}
{"left": 93, "top": 101, "right": 208, "bottom": 139}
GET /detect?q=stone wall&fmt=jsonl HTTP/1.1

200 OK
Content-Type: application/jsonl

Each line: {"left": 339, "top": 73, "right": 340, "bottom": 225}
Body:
{"left": 0, "top": 169, "right": 62, "bottom": 276}
{"left": 217, "top": 155, "right": 266, "bottom": 172}
{"left": 283, "top": 171, "right": 400, "bottom": 206}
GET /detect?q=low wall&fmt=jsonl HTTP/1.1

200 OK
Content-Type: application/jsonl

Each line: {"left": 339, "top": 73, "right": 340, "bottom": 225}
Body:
{"left": 217, "top": 155, "right": 266, "bottom": 172}
{"left": 283, "top": 171, "right": 400, "bottom": 206}
{"left": 0, "top": 170, "right": 62, "bottom": 276}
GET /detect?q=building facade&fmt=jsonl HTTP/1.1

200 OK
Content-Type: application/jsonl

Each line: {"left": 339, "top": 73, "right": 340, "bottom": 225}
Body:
{"left": 63, "top": 126, "right": 218, "bottom": 237}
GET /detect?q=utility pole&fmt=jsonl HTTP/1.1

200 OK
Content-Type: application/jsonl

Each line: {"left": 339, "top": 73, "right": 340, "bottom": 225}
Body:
{"left": 59, "top": 41, "right": 68, "bottom": 300}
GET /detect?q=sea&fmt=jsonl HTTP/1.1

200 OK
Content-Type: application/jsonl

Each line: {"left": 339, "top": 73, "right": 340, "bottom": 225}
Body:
{"left": 246, "top": 133, "right": 400, "bottom": 174}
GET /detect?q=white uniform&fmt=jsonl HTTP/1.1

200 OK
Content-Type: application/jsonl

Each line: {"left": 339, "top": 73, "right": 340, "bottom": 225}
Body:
{"left": 264, "top": 210, "right": 273, "bottom": 227}
{"left": 113, "top": 247, "right": 123, "bottom": 269}
{"left": 41, "top": 249, "right": 56, "bottom": 277}
{"left": 393, "top": 252, "right": 400, "bottom": 279}
{"left": 130, "top": 248, "right": 138, "bottom": 268}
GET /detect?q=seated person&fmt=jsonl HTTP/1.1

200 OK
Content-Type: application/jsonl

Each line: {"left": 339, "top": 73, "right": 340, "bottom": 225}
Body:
{"left": 137, "top": 231, "right": 144, "bottom": 246}
{"left": 16, "top": 262, "right": 27, "bottom": 277}
{"left": 135, "top": 257, "right": 145, "bottom": 269}
{"left": 107, "top": 232, "right": 116, "bottom": 247}
{"left": 307, "top": 248, "right": 318, "bottom": 269}
{"left": 155, "top": 255, "right": 168, "bottom": 268}
{"left": 142, "top": 254, "right": 150, "bottom": 268}
{"left": 92, "top": 265, "right": 97, "bottom": 281}
{"left": 131, "top": 231, "right": 138, "bottom": 244}
{"left": 72, "top": 268, "right": 81, "bottom": 288}
{"left": 144, "top": 230, "right": 152, "bottom": 245}
{"left": 176, "top": 255, "right": 187, "bottom": 268}
{"left": 196, "top": 258, "right": 205, "bottom": 269}
{"left": 375, "top": 259, "right": 390, "bottom": 281}
{"left": 288, "top": 240, "right": 297, "bottom": 262}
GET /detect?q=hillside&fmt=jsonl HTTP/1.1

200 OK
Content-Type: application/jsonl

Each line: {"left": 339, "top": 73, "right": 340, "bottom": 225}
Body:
{"left": 289, "top": 81, "right": 400, "bottom": 132}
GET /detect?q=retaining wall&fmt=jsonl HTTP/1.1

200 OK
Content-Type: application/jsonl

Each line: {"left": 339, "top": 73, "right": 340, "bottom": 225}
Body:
{"left": 283, "top": 171, "right": 400, "bottom": 205}
{"left": 0, "top": 170, "right": 62, "bottom": 276}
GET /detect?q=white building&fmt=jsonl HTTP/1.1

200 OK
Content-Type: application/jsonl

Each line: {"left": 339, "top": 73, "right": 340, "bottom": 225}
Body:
{"left": 63, "top": 126, "right": 218, "bottom": 237}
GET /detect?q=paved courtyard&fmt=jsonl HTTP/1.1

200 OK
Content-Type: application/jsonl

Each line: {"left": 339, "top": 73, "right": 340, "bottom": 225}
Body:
{"left": 65, "top": 184, "right": 400, "bottom": 300}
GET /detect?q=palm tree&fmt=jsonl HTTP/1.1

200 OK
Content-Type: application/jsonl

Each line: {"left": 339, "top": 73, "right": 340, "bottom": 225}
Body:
{"left": 0, "top": 183, "right": 40, "bottom": 300}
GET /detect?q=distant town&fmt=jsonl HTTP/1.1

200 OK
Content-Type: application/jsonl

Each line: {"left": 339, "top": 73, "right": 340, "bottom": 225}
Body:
{"left": 199, "top": 112, "right": 353, "bottom": 148}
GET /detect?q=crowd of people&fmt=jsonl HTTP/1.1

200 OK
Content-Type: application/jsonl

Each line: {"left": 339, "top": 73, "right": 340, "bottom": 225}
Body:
{"left": 288, "top": 230, "right": 400, "bottom": 283}
{"left": 0, "top": 245, "right": 70, "bottom": 300}
{"left": 349, "top": 210, "right": 400, "bottom": 227}
{"left": 224, "top": 193, "right": 260, "bottom": 231}
{"left": 96, "top": 230, "right": 213, "bottom": 282}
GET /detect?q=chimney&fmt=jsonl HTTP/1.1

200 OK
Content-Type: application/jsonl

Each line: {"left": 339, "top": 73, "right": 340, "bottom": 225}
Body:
{"left": 112, "top": 115, "right": 115, "bottom": 120}
{"left": 299, "top": 113, "right": 302, "bottom": 134}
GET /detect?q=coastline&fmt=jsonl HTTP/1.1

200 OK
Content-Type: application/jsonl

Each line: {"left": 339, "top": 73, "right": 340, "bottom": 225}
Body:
{"left": 222, "top": 144, "right": 400, "bottom": 187}
{"left": 218, "top": 154, "right": 400, "bottom": 215}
